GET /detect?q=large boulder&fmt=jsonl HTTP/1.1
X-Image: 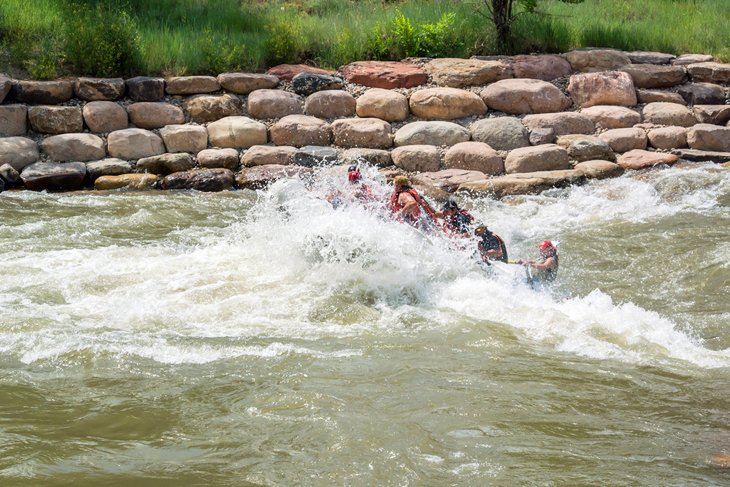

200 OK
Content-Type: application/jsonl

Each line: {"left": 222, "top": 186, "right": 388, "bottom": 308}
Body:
{"left": 247, "top": 89, "right": 303, "bottom": 119}
{"left": 11, "top": 80, "right": 74, "bottom": 104}
{"left": 136, "top": 153, "right": 195, "bottom": 175}
{"left": 28, "top": 106, "right": 83, "bottom": 134}
{"left": 567, "top": 71, "right": 637, "bottom": 107}
{"left": 480, "top": 79, "right": 570, "bottom": 114}
{"left": 355, "top": 88, "right": 409, "bottom": 121}
{"left": 74, "top": 77, "right": 125, "bottom": 101}
{"left": 557, "top": 134, "right": 615, "bottom": 162}
{"left": 340, "top": 61, "right": 428, "bottom": 89}
{"left": 620, "top": 64, "right": 687, "bottom": 88}
{"left": 266, "top": 64, "right": 334, "bottom": 81}
{"left": 564, "top": 49, "right": 631, "bottom": 72}
{"left": 444, "top": 141, "right": 503, "bottom": 175}
{"left": 647, "top": 126, "right": 687, "bottom": 150}
{"left": 677, "top": 83, "right": 726, "bottom": 105}
{"left": 457, "top": 169, "right": 585, "bottom": 198}
{"left": 692, "top": 105, "right": 730, "bottom": 125}
{"left": 617, "top": 149, "right": 679, "bottom": 169}
{"left": 184, "top": 94, "right": 243, "bottom": 124}
{"left": 235, "top": 164, "right": 313, "bottom": 189}
{"left": 161, "top": 168, "right": 234, "bottom": 191}
{"left": 599, "top": 128, "right": 647, "bottom": 153}
{"left": 303, "top": 90, "right": 356, "bottom": 118}
{"left": 126, "top": 76, "right": 165, "bottom": 102}
{"left": 409, "top": 87, "right": 487, "bottom": 119}
{"left": 574, "top": 160, "right": 624, "bottom": 179}
{"left": 85, "top": 158, "right": 133, "bottom": 181}
{"left": 95, "top": 173, "right": 159, "bottom": 190}
{"left": 340, "top": 148, "right": 392, "bottom": 168}
{"left": 0, "top": 137, "right": 39, "bottom": 171}
{"left": 504, "top": 144, "right": 571, "bottom": 173}
{"left": 82, "top": 101, "right": 128, "bottom": 133}
{"left": 240, "top": 145, "right": 296, "bottom": 166}
{"left": 207, "top": 116, "right": 267, "bottom": 149}
{"left": 40, "top": 133, "right": 106, "bottom": 162}
{"left": 391, "top": 145, "right": 441, "bottom": 172}
{"left": 424, "top": 58, "right": 511, "bottom": 87}
{"left": 197, "top": 148, "right": 240, "bottom": 170}
{"left": 293, "top": 146, "right": 338, "bottom": 167}
{"left": 686, "top": 62, "right": 730, "bottom": 84}
{"left": 0, "top": 105, "right": 28, "bottom": 136}
{"left": 165, "top": 76, "right": 220, "bottom": 95}
{"left": 642, "top": 102, "right": 697, "bottom": 127}
{"left": 686, "top": 124, "right": 730, "bottom": 152}
{"left": 580, "top": 105, "right": 641, "bottom": 129}
{"left": 672, "top": 149, "right": 730, "bottom": 164}
{"left": 412, "top": 169, "right": 487, "bottom": 193}
{"left": 217, "top": 73, "right": 279, "bottom": 94}
{"left": 624, "top": 51, "right": 675, "bottom": 65}
{"left": 636, "top": 89, "right": 687, "bottom": 105}
{"left": 270, "top": 115, "right": 331, "bottom": 147}
{"left": 159, "top": 124, "right": 208, "bottom": 153}
{"left": 394, "top": 121, "right": 470, "bottom": 147}
{"left": 108, "top": 128, "right": 166, "bottom": 160}
{"left": 291, "top": 72, "right": 343, "bottom": 96}
{"left": 673, "top": 54, "right": 714, "bottom": 66}
{"left": 127, "top": 102, "right": 184, "bottom": 130}
{"left": 507, "top": 54, "right": 572, "bottom": 81}
{"left": 521, "top": 113, "right": 595, "bottom": 136}
{"left": 331, "top": 118, "right": 392, "bottom": 148}
{"left": 470, "top": 117, "right": 529, "bottom": 151}
{"left": 20, "top": 161, "right": 86, "bottom": 191}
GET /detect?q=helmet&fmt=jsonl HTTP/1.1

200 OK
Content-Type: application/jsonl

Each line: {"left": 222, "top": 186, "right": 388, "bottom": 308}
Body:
{"left": 442, "top": 200, "right": 459, "bottom": 211}
{"left": 348, "top": 164, "right": 358, "bottom": 172}
{"left": 393, "top": 175, "right": 410, "bottom": 186}
{"left": 537, "top": 240, "right": 554, "bottom": 250}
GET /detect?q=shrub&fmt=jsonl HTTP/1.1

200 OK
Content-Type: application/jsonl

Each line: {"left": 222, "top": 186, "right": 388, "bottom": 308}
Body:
{"left": 200, "top": 29, "right": 248, "bottom": 74}
{"left": 264, "top": 18, "right": 305, "bottom": 65}
{"left": 418, "top": 12, "right": 461, "bottom": 57}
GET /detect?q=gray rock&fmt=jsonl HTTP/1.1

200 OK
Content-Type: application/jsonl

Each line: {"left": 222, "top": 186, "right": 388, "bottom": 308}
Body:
{"left": 161, "top": 168, "right": 234, "bottom": 191}
{"left": 126, "top": 76, "right": 165, "bottom": 102}
{"left": 529, "top": 128, "right": 555, "bottom": 145}
{"left": 11, "top": 80, "right": 74, "bottom": 104}
{"left": 341, "top": 148, "right": 392, "bottom": 168}
{"left": 470, "top": 117, "right": 529, "bottom": 151}
{"left": 75, "top": 77, "right": 125, "bottom": 101}
{"left": 20, "top": 161, "right": 87, "bottom": 191}
{"left": 677, "top": 83, "right": 726, "bottom": 105}
{"left": 85, "top": 158, "right": 133, "bottom": 182}
{"left": 108, "top": 128, "right": 166, "bottom": 160}
{"left": 40, "top": 133, "right": 106, "bottom": 162}
{"left": 235, "top": 164, "right": 313, "bottom": 189}
{"left": 0, "top": 137, "right": 39, "bottom": 171}
{"left": 218, "top": 73, "right": 279, "bottom": 94}
{"left": 394, "top": 121, "right": 470, "bottom": 147}
{"left": 391, "top": 145, "right": 441, "bottom": 172}
{"left": 197, "top": 148, "right": 240, "bottom": 170}
{"left": 293, "top": 146, "right": 338, "bottom": 167}
{"left": 0, "top": 163, "right": 20, "bottom": 184}
{"left": 624, "top": 51, "right": 675, "bottom": 65}
{"left": 672, "top": 148, "right": 730, "bottom": 163}
{"left": 28, "top": 106, "right": 83, "bottom": 134}
{"left": 292, "top": 72, "right": 344, "bottom": 96}
{"left": 0, "top": 105, "right": 28, "bottom": 136}
{"left": 136, "top": 153, "right": 195, "bottom": 175}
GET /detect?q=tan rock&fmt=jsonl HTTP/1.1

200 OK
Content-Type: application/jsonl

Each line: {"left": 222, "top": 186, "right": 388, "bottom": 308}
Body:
{"left": 686, "top": 62, "right": 730, "bottom": 84}
{"left": 504, "top": 144, "right": 571, "bottom": 173}
{"left": 647, "top": 126, "right": 687, "bottom": 149}
{"left": 564, "top": 49, "right": 631, "bottom": 72}
{"left": 341, "top": 61, "right": 428, "bottom": 89}
{"left": 303, "top": 90, "right": 356, "bottom": 118}
{"left": 522, "top": 113, "right": 595, "bottom": 136}
{"left": 240, "top": 145, "right": 296, "bottom": 166}
{"left": 412, "top": 169, "right": 487, "bottom": 193}
{"left": 40, "top": 133, "right": 106, "bottom": 162}
{"left": 0, "top": 137, "right": 39, "bottom": 171}
{"left": 331, "top": 118, "right": 392, "bottom": 148}
{"left": 580, "top": 105, "right": 641, "bottom": 129}
{"left": 394, "top": 121, "right": 470, "bottom": 147}
{"left": 197, "top": 148, "right": 240, "bottom": 170}
{"left": 165, "top": 76, "right": 220, "bottom": 95}
{"left": 341, "top": 148, "right": 392, "bottom": 167}
{"left": 184, "top": 94, "right": 243, "bottom": 124}
{"left": 218, "top": 73, "right": 279, "bottom": 94}
{"left": 270, "top": 115, "right": 331, "bottom": 147}
{"left": 444, "top": 141, "right": 503, "bottom": 175}
{"left": 556, "top": 135, "right": 615, "bottom": 162}
{"left": 391, "top": 145, "right": 441, "bottom": 172}
{"left": 207, "top": 116, "right": 267, "bottom": 149}
{"left": 127, "top": 102, "right": 184, "bottom": 130}
{"left": 567, "top": 71, "right": 637, "bottom": 108}
{"left": 673, "top": 54, "right": 714, "bottom": 66}
{"left": 457, "top": 169, "right": 585, "bottom": 197}
{"left": 424, "top": 58, "right": 511, "bottom": 87}
{"left": 599, "top": 128, "right": 647, "bottom": 153}
{"left": 266, "top": 64, "right": 334, "bottom": 81}
{"left": 74, "top": 77, "right": 125, "bottom": 101}
{"left": 574, "top": 160, "right": 623, "bottom": 179}
{"left": 235, "top": 164, "right": 313, "bottom": 189}
{"left": 159, "top": 124, "right": 208, "bottom": 153}
{"left": 508, "top": 55, "right": 571, "bottom": 81}
{"left": 136, "top": 153, "right": 195, "bottom": 175}
{"left": 247, "top": 89, "right": 303, "bottom": 119}
{"left": 617, "top": 149, "right": 678, "bottom": 169}
{"left": 28, "top": 106, "right": 83, "bottom": 134}
{"left": 95, "top": 173, "right": 159, "bottom": 190}
{"left": 86, "top": 158, "right": 133, "bottom": 181}
{"left": 481, "top": 79, "right": 570, "bottom": 114}
{"left": 83, "top": 101, "right": 128, "bottom": 133}
{"left": 692, "top": 105, "right": 730, "bottom": 125}
{"left": 409, "top": 87, "right": 486, "bottom": 120}
{"left": 0, "top": 105, "right": 28, "bottom": 136}
{"left": 108, "top": 128, "right": 166, "bottom": 160}
{"left": 356, "top": 88, "right": 409, "bottom": 122}
{"left": 687, "top": 124, "right": 730, "bottom": 152}
{"left": 642, "top": 102, "right": 697, "bottom": 127}
{"left": 620, "top": 64, "right": 687, "bottom": 88}
{"left": 636, "top": 89, "right": 687, "bottom": 105}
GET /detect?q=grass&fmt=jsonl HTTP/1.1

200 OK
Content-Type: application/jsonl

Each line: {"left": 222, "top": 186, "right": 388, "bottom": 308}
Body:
{"left": 0, "top": 0, "right": 727, "bottom": 79}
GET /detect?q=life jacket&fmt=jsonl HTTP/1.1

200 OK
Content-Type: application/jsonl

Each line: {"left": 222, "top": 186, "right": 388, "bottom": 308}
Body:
{"left": 446, "top": 209, "right": 474, "bottom": 236}
{"left": 535, "top": 252, "right": 558, "bottom": 282}
{"left": 479, "top": 231, "right": 508, "bottom": 263}
{"left": 389, "top": 187, "right": 438, "bottom": 223}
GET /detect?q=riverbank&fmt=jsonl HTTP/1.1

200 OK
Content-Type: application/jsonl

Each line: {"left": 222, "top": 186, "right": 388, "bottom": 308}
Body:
{"left": 1, "top": 49, "right": 729, "bottom": 201}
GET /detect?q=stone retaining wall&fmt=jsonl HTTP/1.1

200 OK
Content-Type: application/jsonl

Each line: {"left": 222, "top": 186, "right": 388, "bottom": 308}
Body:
{"left": 1, "top": 49, "right": 729, "bottom": 197}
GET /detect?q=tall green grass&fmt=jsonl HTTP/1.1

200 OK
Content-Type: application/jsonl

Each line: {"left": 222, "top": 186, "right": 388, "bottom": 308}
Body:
{"left": 0, "top": 0, "right": 727, "bottom": 78}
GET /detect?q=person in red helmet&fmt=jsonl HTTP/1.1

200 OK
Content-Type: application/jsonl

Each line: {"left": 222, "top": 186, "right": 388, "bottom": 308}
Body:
{"left": 517, "top": 240, "right": 559, "bottom": 285}
{"left": 346, "top": 165, "right": 374, "bottom": 202}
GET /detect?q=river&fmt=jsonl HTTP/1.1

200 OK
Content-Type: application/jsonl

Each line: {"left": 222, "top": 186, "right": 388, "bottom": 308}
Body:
{"left": 1, "top": 162, "right": 728, "bottom": 486}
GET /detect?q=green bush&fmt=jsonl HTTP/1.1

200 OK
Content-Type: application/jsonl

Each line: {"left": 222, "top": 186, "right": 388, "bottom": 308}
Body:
{"left": 264, "top": 18, "right": 305, "bottom": 65}
{"left": 418, "top": 12, "right": 461, "bottom": 57}
{"left": 63, "top": 1, "right": 141, "bottom": 76}
{"left": 200, "top": 29, "right": 248, "bottom": 74}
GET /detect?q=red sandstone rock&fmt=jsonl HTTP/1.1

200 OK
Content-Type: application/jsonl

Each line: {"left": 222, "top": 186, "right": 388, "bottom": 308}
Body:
{"left": 340, "top": 61, "right": 428, "bottom": 89}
